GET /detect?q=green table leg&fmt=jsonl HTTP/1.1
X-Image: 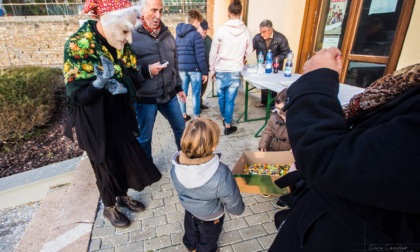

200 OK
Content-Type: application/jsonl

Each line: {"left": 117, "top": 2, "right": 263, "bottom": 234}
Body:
{"left": 254, "top": 90, "right": 273, "bottom": 137}
{"left": 237, "top": 81, "right": 267, "bottom": 123}
{"left": 206, "top": 80, "right": 217, "bottom": 98}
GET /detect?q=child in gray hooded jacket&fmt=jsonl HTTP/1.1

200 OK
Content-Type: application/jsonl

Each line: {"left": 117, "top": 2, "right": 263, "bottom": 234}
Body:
{"left": 171, "top": 118, "right": 245, "bottom": 252}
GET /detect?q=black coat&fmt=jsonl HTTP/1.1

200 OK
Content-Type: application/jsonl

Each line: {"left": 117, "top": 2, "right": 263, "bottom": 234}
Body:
{"left": 253, "top": 30, "right": 290, "bottom": 69}
{"left": 64, "top": 84, "right": 139, "bottom": 163}
{"left": 270, "top": 69, "right": 420, "bottom": 251}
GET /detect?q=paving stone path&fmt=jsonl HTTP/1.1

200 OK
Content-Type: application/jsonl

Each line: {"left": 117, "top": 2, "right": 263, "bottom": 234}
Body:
{"left": 0, "top": 87, "right": 284, "bottom": 252}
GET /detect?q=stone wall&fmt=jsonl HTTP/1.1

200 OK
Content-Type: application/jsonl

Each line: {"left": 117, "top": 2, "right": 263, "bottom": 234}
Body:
{"left": 0, "top": 16, "right": 82, "bottom": 68}
{"left": 0, "top": 14, "right": 195, "bottom": 68}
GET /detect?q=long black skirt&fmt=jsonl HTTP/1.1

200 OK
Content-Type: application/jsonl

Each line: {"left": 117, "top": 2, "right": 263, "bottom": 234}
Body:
{"left": 90, "top": 133, "right": 161, "bottom": 206}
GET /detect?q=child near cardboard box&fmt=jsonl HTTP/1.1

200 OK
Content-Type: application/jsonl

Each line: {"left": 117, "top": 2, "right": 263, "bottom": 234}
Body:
{"left": 258, "top": 88, "right": 292, "bottom": 200}
{"left": 256, "top": 88, "right": 299, "bottom": 228}
{"left": 258, "top": 88, "right": 291, "bottom": 152}
{"left": 171, "top": 118, "right": 245, "bottom": 252}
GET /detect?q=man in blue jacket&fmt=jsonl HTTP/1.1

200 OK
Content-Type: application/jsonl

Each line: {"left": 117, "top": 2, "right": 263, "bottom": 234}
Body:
{"left": 176, "top": 9, "right": 208, "bottom": 121}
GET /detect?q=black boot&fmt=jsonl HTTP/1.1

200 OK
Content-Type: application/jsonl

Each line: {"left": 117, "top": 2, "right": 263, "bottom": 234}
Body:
{"left": 274, "top": 209, "right": 290, "bottom": 229}
{"left": 103, "top": 206, "right": 130, "bottom": 227}
{"left": 224, "top": 126, "right": 238, "bottom": 135}
{"left": 116, "top": 195, "right": 145, "bottom": 212}
{"left": 200, "top": 104, "right": 209, "bottom": 109}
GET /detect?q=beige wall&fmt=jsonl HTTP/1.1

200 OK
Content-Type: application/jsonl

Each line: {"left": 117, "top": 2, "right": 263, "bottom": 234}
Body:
{"left": 211, "top": 0, "right": 305, "bottom": 67}
{"left": 246, "top": 0, "right": 305, "bottom": 66}
{"left": 212, "top": 0, "right": 230, "bottom": 33}
{"left": 397, "top": 1, "right": 420, "bottom": 70}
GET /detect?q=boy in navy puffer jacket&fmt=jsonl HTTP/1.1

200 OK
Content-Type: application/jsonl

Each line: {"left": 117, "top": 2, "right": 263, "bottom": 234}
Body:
{"left": 171, "top": 118, "right": 244, "bottom": 252}
{"left": 176, "top": 9, "right": 208, "bottom": 121}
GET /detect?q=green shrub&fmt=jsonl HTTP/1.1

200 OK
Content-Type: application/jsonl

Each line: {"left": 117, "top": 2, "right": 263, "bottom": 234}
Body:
{"left": 0, "top": 66, "right": 63, "bottom": 142}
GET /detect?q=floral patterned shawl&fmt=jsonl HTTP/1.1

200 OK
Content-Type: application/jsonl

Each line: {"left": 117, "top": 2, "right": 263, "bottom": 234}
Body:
{"left": 63, "top": 20, "right": 137, "bottom": 98}
{"left": 343, "top": 63, "right": 420, "bottom": 119}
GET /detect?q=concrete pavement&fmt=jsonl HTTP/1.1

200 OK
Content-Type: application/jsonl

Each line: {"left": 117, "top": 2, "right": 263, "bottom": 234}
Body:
{"left": 4, "top": 84, "right": 284, "bottom": 252}
{"left": 88, "top": 86, "right": 282, "bottom": 252}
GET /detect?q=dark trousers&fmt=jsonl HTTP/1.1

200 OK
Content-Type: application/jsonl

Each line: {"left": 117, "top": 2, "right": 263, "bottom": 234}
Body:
{"left": 261, "top": 89, "right": 277, "bottom": 106}
{"left": 200, "top": 80, "right": 208, "bottom": 105}
{"left": 183, "top": 211, "right": 224, "bottom": 252}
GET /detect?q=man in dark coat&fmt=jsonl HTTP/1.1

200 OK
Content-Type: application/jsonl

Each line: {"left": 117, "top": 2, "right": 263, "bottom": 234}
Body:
{"left": 198, "top": 19, "right": 212, "bottom": 110}
{"left": 253, "top": 19, "right": 290, "bottom": 107}
{"left": 131, "top": 0, "right": 187, "bottom": 161}
{"left": 269, "top": 47, "right": 420, "bottom": 251}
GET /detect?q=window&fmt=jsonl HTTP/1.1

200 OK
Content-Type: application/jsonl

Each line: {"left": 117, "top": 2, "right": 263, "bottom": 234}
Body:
{"left": 297, "top": 0, "right": 415, "bottom": 88}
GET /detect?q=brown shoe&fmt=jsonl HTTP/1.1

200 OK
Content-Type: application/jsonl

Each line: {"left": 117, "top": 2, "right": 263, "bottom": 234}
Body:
{"left": 103, "top": 206, "right": 130, "bottom": 227}
{"left": 116, "top": 196, "right": 145, "bottom": 212}
{"left": 254, "top": 103, "right": 266, "bottom": 108}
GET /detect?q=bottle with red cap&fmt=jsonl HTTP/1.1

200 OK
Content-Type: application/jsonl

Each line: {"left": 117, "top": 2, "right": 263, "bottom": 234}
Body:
{"left": 273, "top": 56, "right": 280, "bottom": 73}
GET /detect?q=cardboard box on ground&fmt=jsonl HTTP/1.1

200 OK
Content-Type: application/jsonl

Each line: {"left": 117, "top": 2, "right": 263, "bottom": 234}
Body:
{"left": 232, "top": 151, "right": 294, "bottom": 195}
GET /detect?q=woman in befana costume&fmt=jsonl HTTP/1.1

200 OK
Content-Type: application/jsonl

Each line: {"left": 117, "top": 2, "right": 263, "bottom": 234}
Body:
{"left": 63, "top": 0, "right": 162, "bottom": 227}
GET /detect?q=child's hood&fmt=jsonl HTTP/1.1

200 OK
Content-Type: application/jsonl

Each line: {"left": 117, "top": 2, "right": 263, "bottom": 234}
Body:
{"left": 171, "top": 152, "right": 221, "bottom": 189}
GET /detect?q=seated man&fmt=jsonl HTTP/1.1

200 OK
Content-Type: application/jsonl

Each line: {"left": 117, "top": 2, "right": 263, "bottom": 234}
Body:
{"left": 253, "top": 19, "right": 290, "bottom": 107}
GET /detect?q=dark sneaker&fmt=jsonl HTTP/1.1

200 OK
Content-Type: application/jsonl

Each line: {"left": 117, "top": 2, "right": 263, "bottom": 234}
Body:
{"left": 224, "top": 126, "right": 237, "bottom": 135}
{"left": 222, "top": 120, "right": 226, "bottom": 127}
{"left": 275, "top": 198, "right": 289, "bottom": 209}
{"left": 200, "top": 104, "right": 209, "bottom": 109}
{"left": 184, "top": 114, "right": 191, "bottom": 122}
{"left": 116, "top": 196, "right": 145, "bottom": 212}
{"left": 103, "top": 206, "right": 130, "bottom": 227}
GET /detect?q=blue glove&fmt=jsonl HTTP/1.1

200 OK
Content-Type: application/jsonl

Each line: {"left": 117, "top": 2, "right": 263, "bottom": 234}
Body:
{"left": 92, "top": 55, "right": 115, "bottom": 89}
{"left": 105, "top": 79, "right": 127, "bottom": 95}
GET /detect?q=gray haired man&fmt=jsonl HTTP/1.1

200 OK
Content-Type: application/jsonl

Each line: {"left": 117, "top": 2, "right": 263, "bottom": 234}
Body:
{"left": 252, "top": 19, "right": 290, "bottom": 107}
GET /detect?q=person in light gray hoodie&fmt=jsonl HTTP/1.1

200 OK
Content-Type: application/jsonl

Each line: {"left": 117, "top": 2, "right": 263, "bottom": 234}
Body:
{"left": 209, "top": 0, "right": 253, "bottom": 135}
{"left": 171, "top": 118, "right": 244, "bottom": 252}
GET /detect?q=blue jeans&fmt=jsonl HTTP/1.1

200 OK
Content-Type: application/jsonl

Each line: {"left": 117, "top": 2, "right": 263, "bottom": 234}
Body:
{"left": 215, "top": 72, "right": 240, "bottom": 125}
{"left": 134, "top": 96, "right": 185, "bottom": 161}
{"left": 179, "top": 71, "right": 202, "bottom": 117}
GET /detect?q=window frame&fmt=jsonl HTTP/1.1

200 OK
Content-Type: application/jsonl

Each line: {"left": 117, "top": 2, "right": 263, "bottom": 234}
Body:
{"left": 297, "top": 0, "right": 415, "bottom": 84}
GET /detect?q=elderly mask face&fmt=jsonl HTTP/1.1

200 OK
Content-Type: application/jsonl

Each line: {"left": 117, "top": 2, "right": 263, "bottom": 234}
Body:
{"left": 100, "top": 8, "right": 137, "bottom": 49}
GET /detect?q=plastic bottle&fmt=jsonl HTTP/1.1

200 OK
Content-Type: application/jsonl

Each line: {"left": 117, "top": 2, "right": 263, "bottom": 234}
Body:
{"left": 273, "top": 56, "right": 280, "bottom": 73}
{"left": 265, "top": 50, "right": 273, "bottom": 74}
{"left": 257, "top": 51, "right": 264, "bottom": 74}
{"left": 284, "top": 50, "right": 294, "bottom": 77}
